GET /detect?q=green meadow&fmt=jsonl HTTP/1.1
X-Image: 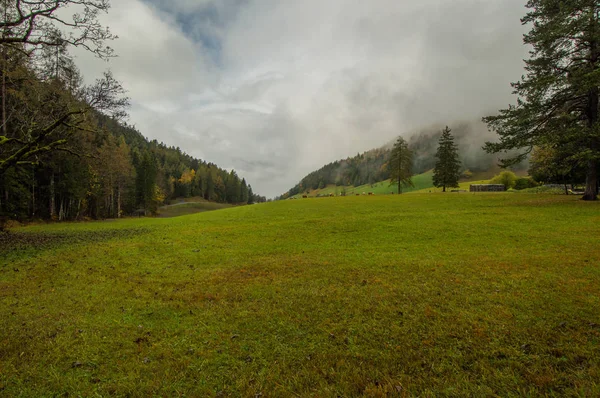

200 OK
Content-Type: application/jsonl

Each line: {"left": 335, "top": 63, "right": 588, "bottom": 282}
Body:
{"left": 291, "top": 171, "right": 436, "bottom": 198}
{"left": 290, "top": 168, "right": 520, "bottom": 198}
{"left": 1, "top": 194, "right": 599, "bottom": 396}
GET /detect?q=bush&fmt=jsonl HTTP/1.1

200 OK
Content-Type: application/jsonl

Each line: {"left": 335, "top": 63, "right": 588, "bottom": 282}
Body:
{"left": 461, "top": 169, "right": 473, "bottom": 179}
{"left": 516, "top": 185, "right": 565, "bottom": 194}
{"left": 490, "top": 171, "right": 518, "bottom": 189}
{"left": 514, "top": 177, "right": 539, "bottom": 190}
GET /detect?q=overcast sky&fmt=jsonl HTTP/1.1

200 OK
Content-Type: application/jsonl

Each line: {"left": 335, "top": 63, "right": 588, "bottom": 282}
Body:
{"left": 74, "top": 0, "right": 529, "bottom": 198}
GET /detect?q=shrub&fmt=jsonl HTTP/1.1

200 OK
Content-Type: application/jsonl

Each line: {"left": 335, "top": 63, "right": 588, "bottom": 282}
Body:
{"left": 516, "top": 185, "right": 565, "bottom": 194}
{"left": 461, "top": 169, "right": 473, "bottom": 179}
{"left": 490, "top": 171, "right": 518, "bottom": 189}
{"left": 514, "top": 177, "right": 539, "bottom": 190}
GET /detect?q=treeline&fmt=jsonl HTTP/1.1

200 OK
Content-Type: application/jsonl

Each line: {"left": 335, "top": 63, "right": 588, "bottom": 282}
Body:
{"left": 0, "top": 47, "right": 263, "bottom": 223}
{"left": 286, "top": 148, "right": 390, "bottom": 197}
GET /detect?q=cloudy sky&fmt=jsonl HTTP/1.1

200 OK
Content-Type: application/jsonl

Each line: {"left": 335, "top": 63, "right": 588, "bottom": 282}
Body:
{"left": 75, "top": 0, "right": 529, "bottom": 198}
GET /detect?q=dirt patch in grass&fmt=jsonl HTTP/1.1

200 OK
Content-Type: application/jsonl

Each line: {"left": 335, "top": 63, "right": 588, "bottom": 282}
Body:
{"left": 0, "top": 227, "right": 149, "bottom": 262}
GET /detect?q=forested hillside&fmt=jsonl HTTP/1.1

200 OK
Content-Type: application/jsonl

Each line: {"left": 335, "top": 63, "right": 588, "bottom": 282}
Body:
{"left": 284, "top": 122, "right": 525, "bottom": 197}
{"left": 0, "top": 37, "right": 263, "bottom": 224}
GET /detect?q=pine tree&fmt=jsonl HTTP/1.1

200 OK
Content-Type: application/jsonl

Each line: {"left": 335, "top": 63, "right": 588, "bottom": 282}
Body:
{"left": 247, "top": 185, "right": 254, "bottom": 204}
{"left": 205, "top": 170, "right": 215, "bottom": 201}
{"left": 432, "top": 126, "right": 461, "bottom": 192}
{"left": 240, "top": 178, "right": 249, "bottom": 204}
{"left": 135, "top": 151, "right": 157, "bottom": 214}
{"left": 388, "top": 136, "right": 413, "bottom": 194}
{"left": 484, "top": 0, "right": 600, "bottom": 200}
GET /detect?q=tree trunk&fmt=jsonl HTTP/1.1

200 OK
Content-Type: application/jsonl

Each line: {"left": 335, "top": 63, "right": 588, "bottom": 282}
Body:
{"left": 1, "top": 22, "right": 6, "bottom": 140}
{"left": 31, "top": 170, "right": 35, "bottom": 218}
{"left": 117, "top": 187, "right": 121, "bottom": 218}
{"left": 2, "top": 50, "right": 6, "bottom": 138}
{"left": 582, "top": 159, "right": 598, "bottom": 201}
{"left": 583, "top": 33, "right": 599, "bottom": 201}
{"left": 397, "top": 148, "right": 402, "bottom": 195}
{"left": 50, "top": 173, "right": 56, "bottom": 219}
{"left": 59, "top": 199, "right": 64, "bottom": 221}
{"left": 443, "top": 186, "right": 446, "bottom": 193}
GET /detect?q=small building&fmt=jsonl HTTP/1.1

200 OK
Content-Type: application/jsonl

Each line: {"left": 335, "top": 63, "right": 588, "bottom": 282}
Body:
{"left": 470, "top": 184, "right": 506, "bottom": 192}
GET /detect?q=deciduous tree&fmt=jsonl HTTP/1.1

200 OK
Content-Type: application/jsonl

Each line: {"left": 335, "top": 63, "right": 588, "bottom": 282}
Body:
{"left": 0, "top": 0, "right": 115, "bottom": 58}
{"left": 0, "top": 0, "right": 123, "bottom": 177}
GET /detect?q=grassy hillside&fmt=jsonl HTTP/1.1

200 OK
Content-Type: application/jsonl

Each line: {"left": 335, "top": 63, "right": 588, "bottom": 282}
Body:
{"left": 158, "top": 198, "right": 233, "bottom": 218}
{"left": 1, "top": 195, "right": 599, "bottom": 396}
{"left": 291, "top": 168, "right": 529, "bottom": 198}
{"left": 294, "top": 171, "right": 435, "bottom": 197}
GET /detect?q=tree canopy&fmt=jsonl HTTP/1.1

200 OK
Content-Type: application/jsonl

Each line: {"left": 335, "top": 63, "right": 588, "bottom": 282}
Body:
{"left": 484, "top": 0, "right": 600, "bottom": 200}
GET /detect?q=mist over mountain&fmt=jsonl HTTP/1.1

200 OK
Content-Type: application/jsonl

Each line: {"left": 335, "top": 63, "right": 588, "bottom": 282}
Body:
{"left": 283, "top": 120, "right": 524, "bottom": 197}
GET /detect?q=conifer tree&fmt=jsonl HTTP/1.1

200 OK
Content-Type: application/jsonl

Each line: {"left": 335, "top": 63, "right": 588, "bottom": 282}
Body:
{"left": 388, "top": 136, "right": 413, "bottom": 194}
{"left": 433, "top": 126, "right": 461, "bottom": 192}
{"left": 135, "top": 151, "right": 157, "bottom": 214}
{"left": 484, "top": 0, "right": 600, "bottom": 200}
{"left": 240, "top": 178, "right": 249, "bottom": 204}
{"left": 247, "top": 185, "right": 254, "bottom": 204}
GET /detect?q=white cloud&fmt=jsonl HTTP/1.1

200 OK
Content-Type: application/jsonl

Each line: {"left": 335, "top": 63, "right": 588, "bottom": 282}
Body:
{"left": 75, "top": 0, "right": 529, "bottom": 197}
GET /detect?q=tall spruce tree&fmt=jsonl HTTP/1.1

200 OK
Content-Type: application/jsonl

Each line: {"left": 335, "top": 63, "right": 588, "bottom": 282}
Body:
{"left": 433, "top": 126, "right": 461, "bottom": 192}
{"left": 135, "top": 151, "right": 157, "bottom": 214}
{"left": 484, "top": 0, "right": 600, "bottom": 200}
{"left": 388, "top": 136, "right": 414, "bottom": 194}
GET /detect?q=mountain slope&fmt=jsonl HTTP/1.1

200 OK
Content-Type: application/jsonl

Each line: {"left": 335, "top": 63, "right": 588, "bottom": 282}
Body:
{"left": 282, "top": 121, "right": 525, "bottom": 198}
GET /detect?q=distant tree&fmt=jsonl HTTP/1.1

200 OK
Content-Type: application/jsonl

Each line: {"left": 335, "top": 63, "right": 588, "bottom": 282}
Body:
{"left": 227, "top": 170, "right": 240, "bottom": 203}
{"left": 483, "top": 0, "right": 600, "bottom": 200}
{"left": 247, "top": 185, "right": 254, "bottom": 204}
{"left": 177, "top": 169, "right": 195, "bottom": 198}
{"left": 490, "top": 171, "right": 518, "bottom": 190}
{"left": 432, "top": 126, "right": 461, "bottom": 192}
{"left": 461, "top": 169, "right": 473, "bottom": 179}
{"left": 388, "top": 136, "right": 413, "bottom": 194}
{"left": 97, "top": 134, "right": 132, "bottom": 218}
{"left": 514, "top": 177, "right": 539, "bottom": 190}
{"left": 135, "top": 151, "right": 157, "bottom": 214}
{"left": 205, "top": 170, "right": 215, "bottom": 201}
{"left": 214, "top": 175, "right": 226, "bottom": 202}
{"left": 529, "top": 145, "right": 586, "bottom": 192}
{"left": 240, "top": 178, "right": 249, "bottom": 204}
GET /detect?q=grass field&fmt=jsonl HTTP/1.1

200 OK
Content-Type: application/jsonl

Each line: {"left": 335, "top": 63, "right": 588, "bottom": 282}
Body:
{"left": 1, "top": 194, "right": 599, "bottom": 396}
{"left": 411, "top": 179, "right": 491, "bottom": 193}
